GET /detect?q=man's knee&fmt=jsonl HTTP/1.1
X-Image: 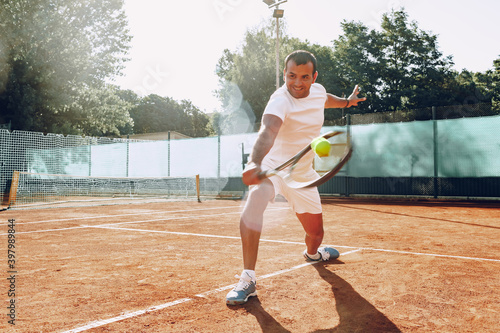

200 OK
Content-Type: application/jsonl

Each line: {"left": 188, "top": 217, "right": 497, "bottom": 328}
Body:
{"left": 297, "top": 213, "right": 324, "bottom": 237}
{"left": 245, "top": 181, "right": 274, "bottom": 208}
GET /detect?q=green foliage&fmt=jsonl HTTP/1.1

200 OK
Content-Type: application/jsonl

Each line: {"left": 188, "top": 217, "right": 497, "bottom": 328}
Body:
{"left": 179, "top": 100, "right": 211, "bottom": 138}
{"left": 445, "top": 69, "right": 494, "bottom": 107}
{"left": 215, "top": 20, "right": 335, "bottom": 132}
{"left": 206, "top": 112, "right": 222, "bottom": 136}
{"left": 66, "top": 84, "right": 134, "bottom": 136}
{"left": 492, "top": 57, "right": 500, "bottom": 111}
{"left": 128, "top": 94, "right": 210, "bottom": 138}
{"left": 1, "top": 4, "right": 497, "bottom": 138}
{"left": 0, "top": 0, "right": 132, "bottom": 135}
{"left": 330, "top": 10, "right": 458, "bottom": 112}
{"left": 377, "top": 9, "right": 455, "bottom": 110}
{"left": 215, "top": 25, "right": 277, "bottom": 132}
{"left": 215, "top": 8, "right": 497, "bottom": 126}
{"left": 330, "top": 21, "right": 383, "bottom": 112}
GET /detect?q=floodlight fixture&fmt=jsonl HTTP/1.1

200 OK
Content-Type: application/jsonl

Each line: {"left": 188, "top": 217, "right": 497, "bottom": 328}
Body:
{"left": 273, "top": 9, "right": 284, "bottom": 18}
{"left": 263, "top": 0, "right": 287, "bottom": 8}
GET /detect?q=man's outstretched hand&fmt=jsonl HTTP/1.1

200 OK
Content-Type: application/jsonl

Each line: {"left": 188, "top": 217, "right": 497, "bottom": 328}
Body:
{"left": 347, "top": 85, "right": 366, "bottom": 107}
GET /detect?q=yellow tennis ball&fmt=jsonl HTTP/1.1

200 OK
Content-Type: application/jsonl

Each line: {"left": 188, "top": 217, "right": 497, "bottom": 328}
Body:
{"left": 311, "top": 137, "right": 330, "bottom": 157}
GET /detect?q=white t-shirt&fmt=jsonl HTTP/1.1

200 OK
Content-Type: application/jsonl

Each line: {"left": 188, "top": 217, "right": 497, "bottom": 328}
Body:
{"left": 262, "top": 83, "right": 327, "bottom": 177}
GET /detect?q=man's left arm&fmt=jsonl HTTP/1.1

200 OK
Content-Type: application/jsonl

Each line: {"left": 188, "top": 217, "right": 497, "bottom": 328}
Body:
{"left": 325, "top": 85, "right": 366, "bottom": 109}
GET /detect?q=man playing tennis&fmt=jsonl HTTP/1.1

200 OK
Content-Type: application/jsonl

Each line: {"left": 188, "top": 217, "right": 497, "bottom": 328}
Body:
{"left": 226, "top": 50, "right": 366, "bottom": 305}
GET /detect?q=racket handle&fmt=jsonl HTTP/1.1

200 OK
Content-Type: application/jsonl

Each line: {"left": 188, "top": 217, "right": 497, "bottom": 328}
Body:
{"left": 258, "top": 170, "right": 277, "bottom": 180}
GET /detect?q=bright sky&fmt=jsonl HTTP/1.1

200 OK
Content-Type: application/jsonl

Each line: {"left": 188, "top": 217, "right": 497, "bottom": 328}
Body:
{"left": 113, "top": 0, "right": 500, "bottom": 113}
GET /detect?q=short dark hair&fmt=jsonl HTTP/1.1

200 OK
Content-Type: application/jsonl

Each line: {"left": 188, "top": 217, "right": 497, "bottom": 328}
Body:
{"left": 284, "top": 50, "right": 317, "bottom": 75}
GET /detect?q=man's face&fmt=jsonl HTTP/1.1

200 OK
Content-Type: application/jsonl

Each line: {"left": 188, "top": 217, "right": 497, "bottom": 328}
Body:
{"left": 284, "top": 60, "right": 318, "bottom": 99}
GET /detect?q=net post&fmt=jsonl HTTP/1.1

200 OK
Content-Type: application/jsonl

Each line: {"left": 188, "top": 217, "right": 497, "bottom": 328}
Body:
{"left": 196, "top": 174, "right": 201, "bottom": 202}
{"left": 8, "top": 171, "right": 20, "bottom": 208}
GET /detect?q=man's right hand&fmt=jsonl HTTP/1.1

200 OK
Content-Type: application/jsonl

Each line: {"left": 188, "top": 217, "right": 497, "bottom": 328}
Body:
{"left": 242, "top": 162, "right": 263, "bottom": 186}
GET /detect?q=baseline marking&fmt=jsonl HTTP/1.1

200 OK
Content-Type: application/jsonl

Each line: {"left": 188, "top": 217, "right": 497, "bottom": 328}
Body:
{"left": 88, "top": 225, "right": 358, "bottom": 249}
{"left": 6, "top": 207, "right": 289, "bottom": 236}
{"left": 88, "top": 225, "right": 500, "bottom": 263}
{"left": 61, "top": 249, "right": 362, "bottom": 333}
{"left": 15, "top": 205, "right": 245, "bottom": 225}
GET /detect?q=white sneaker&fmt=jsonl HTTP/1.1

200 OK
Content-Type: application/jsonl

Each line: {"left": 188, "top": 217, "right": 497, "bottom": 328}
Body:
{"left": 303, "top": 247, "right": 340, "bottom": 262}
{"left": 226, "top": 272, "right": 257, "bottom": 305}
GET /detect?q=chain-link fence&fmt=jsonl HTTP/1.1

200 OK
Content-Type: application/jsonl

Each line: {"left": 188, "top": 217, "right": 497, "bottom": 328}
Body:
{"left": 320, "top": 103, "right": 500, "bottom": 198}
{"left": 1, "top": 103, "right": 499, "bottom": 204}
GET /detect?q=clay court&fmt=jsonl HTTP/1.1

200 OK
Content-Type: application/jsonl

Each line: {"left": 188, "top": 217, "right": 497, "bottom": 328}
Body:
{"left": 1, "top": 197, "right": 499, "bottom": 332}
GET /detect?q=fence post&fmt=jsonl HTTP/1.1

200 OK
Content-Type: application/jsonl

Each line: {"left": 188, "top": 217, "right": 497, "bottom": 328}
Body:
{"left": 217, "top": 133, "right": 221, "bottom": 193}
{"left": 126, "top": 135, "right": 130, "bottom": 177}
{"left": 432, "top": 106, "right": 438, "bottom": 198}
{"left": 217, "top": 133, "right": 221, "bottom": 179}
{"left": 168, "top": 131, "right": 171, "bottom": 177}
{"left": 88, "top": 141, "right": 92, "bottom": 177}
{"left": 345, "top": 113, "right": 351, "bottom": 197}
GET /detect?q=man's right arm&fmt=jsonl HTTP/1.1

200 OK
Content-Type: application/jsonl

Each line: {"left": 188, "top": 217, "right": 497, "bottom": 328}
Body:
{"left": 242, "top": 114, "right": 282, "bottom": 185}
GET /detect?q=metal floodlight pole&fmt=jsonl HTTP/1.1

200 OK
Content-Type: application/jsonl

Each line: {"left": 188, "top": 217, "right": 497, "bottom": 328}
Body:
{"left": 263, "top": 0, "right": 287, "bottom": 90}
{"left": 274, "top": 10, "right": 280, "bottom": 90}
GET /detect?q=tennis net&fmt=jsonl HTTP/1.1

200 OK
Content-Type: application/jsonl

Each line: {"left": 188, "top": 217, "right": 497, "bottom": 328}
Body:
{"left": 8, "top": 171, "right": 201, "bottom": 209}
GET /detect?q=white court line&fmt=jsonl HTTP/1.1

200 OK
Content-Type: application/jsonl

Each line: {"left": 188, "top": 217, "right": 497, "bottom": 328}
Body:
{"left": 199, "top": 248, "right": 363, "bottom": 298}
{"left": 15, "top": 205, "right": 245, "bottom": 225}
{"left": 61, "top": 297, "right": 193, "bottom": 333}
{"left": 12, "top": 220, "right": 500, "bottom": 263}
{"left": 13, "top": 214, "right": 242, "bottom": 235}
{"left": 89, "top": 225, "right": 242, "bottom": 240}
{"left": 26, "top": 222, "right": 500, "bottom": 332}
{"left": 89, "top": 225, "right": 500, "bottom": 263}
{"left": 358, "top": 247, "right": 500, "bottom": 263}
{"left": 13, "top": 225, "right": 93, "bottom": 234}
{"left": 10, "top": 208, "right": 289, "bottom": 235}
{"left": 88, "top": 225, "right": 358, "bottom": 249}
{"left": 13, "top": 208, "right": 500, "bottom": 333}
{"left": 61, "top": 248, "right": 363, "bottom": 333}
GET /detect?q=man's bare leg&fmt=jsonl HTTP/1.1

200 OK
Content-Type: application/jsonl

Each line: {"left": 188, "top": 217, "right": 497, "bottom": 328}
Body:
{"left": 297, "top": 212, "right": 324, "bottom": 255}
{"left": 240, "top": 179, "right": 275, "bottom": 270}
{"left": 226, "top": 180, "right": 274, "bottom": 305}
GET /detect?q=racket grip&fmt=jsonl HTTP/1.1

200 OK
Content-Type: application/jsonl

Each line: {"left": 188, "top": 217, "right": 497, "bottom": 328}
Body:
{"left": 259, "top": 170, "right": 277, "bottom": 179}
{"left": 257, "top": 172, "right": 268, "bottom": 180}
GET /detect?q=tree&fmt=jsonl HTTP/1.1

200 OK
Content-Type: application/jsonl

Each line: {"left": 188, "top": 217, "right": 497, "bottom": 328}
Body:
{"left": 378, "top": 9, "right": 454, "bottom": 110}
{"left": 0, "top": 0, "right": 132, "bottom": 134}
{"left": 215, "top": 20, "right": 335, "bottom": 132}
{"left": 491, "top": 57, "right": 500, "bottom": 111}
{"left": 331, "top": 9, "right": 456, "bottom": 112}
{"left": 330, "top": 21, "right": 384, "bottom": 113}
{"left": 207, "top": 112, "right": 223, "bottom": 136}
{"left": 179, "top": 100, "right": 211, "bottom": 137}
{"left": 215, "top": 8, "right": 494, "bottom": 126}
{"left": 128, "top": 94, "right": 210, "bottom": 138}
{"left": 215, "top": 24, "right": 277, "bottom": 132}
{"left": 445, "top": 69, "right": 493, "bottom": 107}
{"left": 65, "top": 84, "right": 133, "bottom": 136}
{"left": 130, "top": 95, "right": 181, "bottom": 134}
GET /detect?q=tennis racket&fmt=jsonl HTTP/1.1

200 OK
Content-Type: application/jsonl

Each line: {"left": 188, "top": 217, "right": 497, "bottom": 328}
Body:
{"left": 258, "top": 131, "right": 352, "bottom": 189}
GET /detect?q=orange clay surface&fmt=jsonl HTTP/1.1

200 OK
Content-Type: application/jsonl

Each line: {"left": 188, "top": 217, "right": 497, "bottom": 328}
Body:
{"left": 1, "top": 197, "right": 499, "bottom": 332}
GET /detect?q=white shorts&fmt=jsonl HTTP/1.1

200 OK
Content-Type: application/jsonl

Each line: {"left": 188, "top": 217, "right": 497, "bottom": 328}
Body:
{"left": 267, "top": 175, "right": 322, "bottom": 214}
